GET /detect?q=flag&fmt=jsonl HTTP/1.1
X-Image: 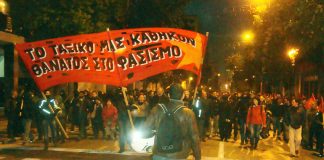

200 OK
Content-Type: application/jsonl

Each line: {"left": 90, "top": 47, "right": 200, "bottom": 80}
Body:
{"left": 319, "top": 96, "right": 324, "bottom": 113}
{"left": 304, "top": 94, "right": 316, "bottom": 110}
{"left": 15, "top": 28, "right": 208, "bottom": 90}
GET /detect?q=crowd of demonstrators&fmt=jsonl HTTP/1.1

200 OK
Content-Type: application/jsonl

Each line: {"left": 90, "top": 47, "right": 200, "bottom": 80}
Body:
{"left": 3, "top": 84, "right": 324, "bottom": 158}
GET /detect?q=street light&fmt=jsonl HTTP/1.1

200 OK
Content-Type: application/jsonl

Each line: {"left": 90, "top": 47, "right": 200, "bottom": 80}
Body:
{"left": 241, "top": 30, "right": 254, "bottom": 44}
{"left": 217, "top": 73, "right": 221, "bottom": 77}
{"left": 250, "top": 0, "right": 271, "bottom": 13}
{"left": 287, "top": 48, "right": 299, "bottom": 66}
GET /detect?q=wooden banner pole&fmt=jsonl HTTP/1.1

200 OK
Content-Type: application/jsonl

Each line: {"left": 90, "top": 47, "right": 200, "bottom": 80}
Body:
{"left": 40, "top": 92, "right": 69, "bottom": 139}
{"left": 121, "top": 87, "right": 135, "bottom": 129}
{"left": 192, "top": 32, "right": 209, "bottom": 105}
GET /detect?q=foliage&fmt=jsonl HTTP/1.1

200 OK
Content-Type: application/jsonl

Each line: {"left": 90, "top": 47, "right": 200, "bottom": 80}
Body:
{"left": 226, "top": 0, "right": 324, "bottom": 93}
{"left": 8, "top": 0, "right": 191, "bottom": 41}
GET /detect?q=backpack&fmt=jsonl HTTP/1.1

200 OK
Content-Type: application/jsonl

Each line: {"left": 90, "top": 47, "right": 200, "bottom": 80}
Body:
{"left": 156, "top": 103, "right": 184, "bottom": 153}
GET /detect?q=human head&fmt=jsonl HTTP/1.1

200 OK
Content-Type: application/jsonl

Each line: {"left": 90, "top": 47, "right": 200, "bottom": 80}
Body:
{"left": 91, "top": 91, "right": 98, "bottom": 98}
{"left": 157, "top": 87, "right": 164, "bottom": 97}
{"left": 253, "top": 98, "right": 259, "bottom": 106}
{"left": 44, "top": 90, "right": 51, "bottom": 99}
{"left": 291, "top": 98, "right": 299, "bottom": 107}
{"left": 138, "top": 94, "right": 145, "bottom": 103}
{"left": 184, "top": 90, "right": 190, "bottom": 98}
{"left": 201, "top": 90, "right": 207, "bottom": 99}
{"left": 169, "top": 83, "right": 183, "bottom": 100}
{"left": 79, "top": 91, "right": 85, "bottom": 98}
{"left": 106, "top": 99, "right": 112, "bottom": 106}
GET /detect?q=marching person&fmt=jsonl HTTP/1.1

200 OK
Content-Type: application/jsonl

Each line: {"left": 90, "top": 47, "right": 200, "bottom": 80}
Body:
{"left": 102, "top": 99, "right": 118, "bottom": 140}
{"left": 142, "top": 83, "right": 201, "bottom": 160}
{"left": 287, "top": 98, "right": 305, "bottom": 157}
{"left": 111, "top": 89, "right": 131, "bottom": 153}
{"left": 193, "top": 90, "right": 210, "bottom": 141}
{"left": 246, "top": 98, "right": 266, "bottom": 150}
{"left": 21, "top": 90, "right": 38, "bottom": 144}
{"left": 5, "top": 90, "right": 20, "bottom": 143}
{"left": 38, "top": 90, "right": 61, "bottom": 150}
{"left": 219, "top": 95, "right": 232, "bottom": 142}
{"left": 90, "top": 91, "right": 106, "bottom": 139}
{"left": 131, "top": 93, "right": 149, "bottom": 128}
{"left": 75, "top": 91, "right": 90, "bottom": 139}
{"left": 313, "top": 104, "right": 323, "bottom": 157}
{"left": 237, "top": 92, "right": 250, "bottom": 145}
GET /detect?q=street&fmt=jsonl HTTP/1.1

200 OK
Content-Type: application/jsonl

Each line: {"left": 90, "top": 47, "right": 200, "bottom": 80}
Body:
{"left": 0, "top": 129, "right": 320, "bottom": 160}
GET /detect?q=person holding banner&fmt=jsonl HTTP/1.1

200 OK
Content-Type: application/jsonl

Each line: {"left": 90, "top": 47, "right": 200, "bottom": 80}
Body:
{"left": 112, "top": 89, "right": 131, "bottom": 153}
{"left": 38, "top": 90, "right": 61, "bottom": 150}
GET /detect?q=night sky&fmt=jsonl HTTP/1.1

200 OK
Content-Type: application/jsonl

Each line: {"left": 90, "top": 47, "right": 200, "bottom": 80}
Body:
{"left": 186, "top": 0, "right": 251, "bottom": 73}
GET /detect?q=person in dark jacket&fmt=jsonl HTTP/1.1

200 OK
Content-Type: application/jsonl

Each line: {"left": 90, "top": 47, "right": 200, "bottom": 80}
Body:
{"left": 287, "top": 99, "right": 305, "bottom": 157}
{"left": 313, "top": 110, "right": 323, "bottom": 157}
{"left": 22, "top": 90, "right": 38, "bottom": 144}
{"left": 271, "top": 97, "right": 284, "bottom": 139}
{"left": 142, "top": 83, "right": 201, "bottom": 160}
{"left": 89, "top": 96, "right": 105, "bottom": 139}
{"left": 5, "top": 90, "right": 20, "bottom": 142}
{"left": 38, "top": 90, "right": 61, "bottom": 150}
{"left": 193, "top": 90, "right": 210, "bottom": 141}
{"left": 75, "top": 91, "right": 90, "bottom": 139}
{"left": 208, "top": 91, "right": 220, "bottom": 137}
{"left": 307, "top": 101, "right": 319, "bottom": 150}
{"left": 237, "top": 93, "right": 250, "bottom": 145}
{"left": 111, "top": 88, "right": 131, "bottom": 153}
{"left": 219, "top": 95, "right": 232, "bottom": 142}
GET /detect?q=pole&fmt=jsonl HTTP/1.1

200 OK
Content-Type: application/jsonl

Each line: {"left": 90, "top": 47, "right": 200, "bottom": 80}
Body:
{"left": 40, "top": 92, "right": 69, "bottom": 139}
{"left": 192, "top": 32, "right": 209, "bottom": 104}
{"left": 105, "top": 28, "right": 135, "bottom": 129}
{"left": 121, "top": 87, "right": 135, "bottom": 129}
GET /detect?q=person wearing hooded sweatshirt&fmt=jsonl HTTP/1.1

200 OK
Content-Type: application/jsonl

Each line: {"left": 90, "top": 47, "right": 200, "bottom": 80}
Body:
{"left": 246, "top": 98, "right": 266, "bottom": 150}
{"left": 287, "top": 98, "right": 305, "bottom": 157}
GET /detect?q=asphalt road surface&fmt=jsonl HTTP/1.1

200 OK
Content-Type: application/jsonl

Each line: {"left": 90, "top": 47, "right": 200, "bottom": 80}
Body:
{"left": 0, "top": 135, "right": 321, "bottom": 160}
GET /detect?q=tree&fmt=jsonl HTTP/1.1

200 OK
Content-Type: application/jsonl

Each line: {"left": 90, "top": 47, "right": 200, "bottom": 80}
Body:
{"left": 226, "top": 0, "right": 324, "bottom": 94}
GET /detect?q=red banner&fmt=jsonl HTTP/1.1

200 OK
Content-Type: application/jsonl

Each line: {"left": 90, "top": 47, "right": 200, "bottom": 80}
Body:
{"left": 16, "top": 28, "right": 208, "bottom": 91}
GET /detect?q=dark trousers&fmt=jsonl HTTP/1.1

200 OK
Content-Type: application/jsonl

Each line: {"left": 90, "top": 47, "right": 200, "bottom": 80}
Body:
{"left": 42, "top": 118, "right": 57, "bottom": 147}
{"left": 91, "top": 119, "right": 105, "bottom": 139}
{"left": 233, "top": 119, "right": 239, "bottom": 140}
{"left": 78, "top": 113, "right": 88, "bottom": 138}
{"left": 309, "top": 124, "right": 316, "bottom": 149}
{"left": 273, "top": 117, "right": 282, "bottom": 137}
{"left": 249, "top": 124, "right": 262, "bottom": 147}
{"left": 316, "top": 128, "right": 323, "bottom": 155}
{"left": 219, "top": 120, "right": 231, "bottom": 140}
{"left": 35, "top": 115, "right": 43, "bottom": 140}
{"left": 7, "top": 119, "right": 15, "bottom": 139}
{"left": 197, "top": 119, "right": 206, "bottom": 140}
{"left": 118, "top": 118, "right": 131, "bottom": 151}
{"left": 239, "top": 119, "right": 248, "bottom": 143}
